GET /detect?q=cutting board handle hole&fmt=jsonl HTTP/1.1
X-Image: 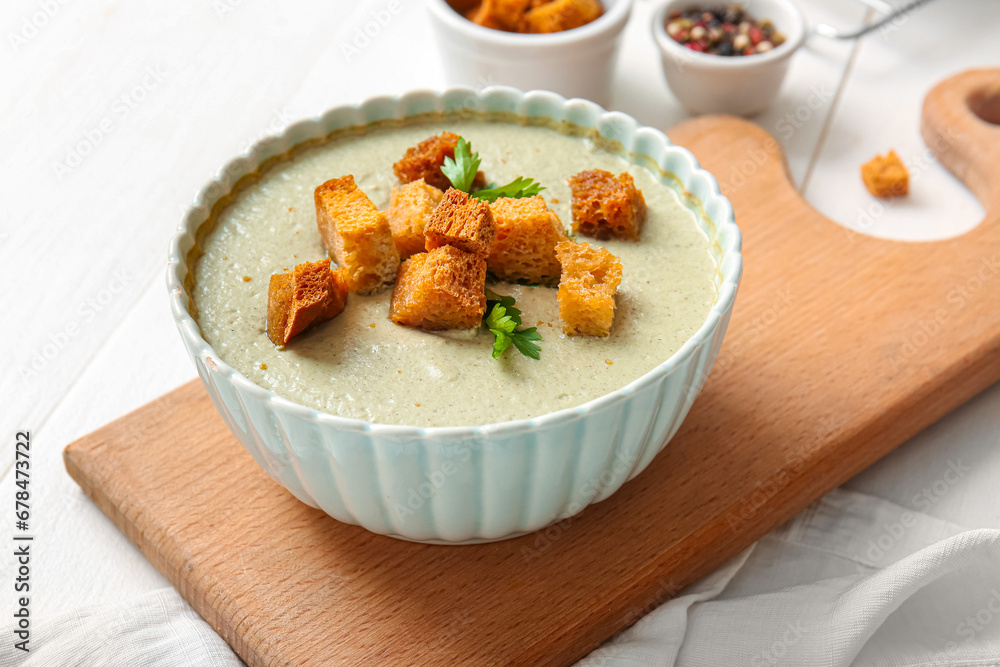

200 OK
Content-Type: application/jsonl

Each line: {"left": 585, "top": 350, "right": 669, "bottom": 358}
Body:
{"left": 968, "top": 87, "right": 1000, "bottom": 126}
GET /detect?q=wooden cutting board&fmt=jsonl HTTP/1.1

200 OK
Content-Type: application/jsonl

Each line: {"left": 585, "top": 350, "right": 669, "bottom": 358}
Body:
{"left": 65, "top": 69, "right": 1000, "bottom": 666}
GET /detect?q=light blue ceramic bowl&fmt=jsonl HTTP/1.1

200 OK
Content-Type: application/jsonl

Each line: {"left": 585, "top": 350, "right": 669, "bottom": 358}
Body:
{"left": 167, "top": 87, "right": 743, "bottom": 544}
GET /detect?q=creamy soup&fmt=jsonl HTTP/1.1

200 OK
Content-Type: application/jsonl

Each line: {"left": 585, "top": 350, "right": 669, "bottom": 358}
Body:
{"left": 191, "top": 119, "right": 717, "bottom": 427}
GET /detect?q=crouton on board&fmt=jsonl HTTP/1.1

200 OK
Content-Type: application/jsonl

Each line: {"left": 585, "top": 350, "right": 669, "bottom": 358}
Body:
{"left": 314, "top": 175, "right": 400, "bottom": 293}
{"left": 267, "top": 260, "right": 349, "bottom": 346}
{"left": 467, "top": 0, "right": 531, "bottom": 31}
{"left": 393, "top": 132, "right": 486, "bottom": 192}
{"left": 387, "top": 178, "right": 445, "bottom": 260}
{"left": 487, "top": 195, "right": 568, "bottom": 285}
{"left": 555, "top": 240, "right": 622, "bottom": 337}
{"left": 390, "top": 245, "right": 488, "bottom": 331}
{"left": 861, "top": 150, "right": 909, "bottom": 198}
{"left": 425, "top": 188, "right": 497, "bottom": 257}
{"left": 568, "top": 169, "right": 646, "bottom": 241}
{"left": 520, "top": 0, "right": 603, "bottom": 33}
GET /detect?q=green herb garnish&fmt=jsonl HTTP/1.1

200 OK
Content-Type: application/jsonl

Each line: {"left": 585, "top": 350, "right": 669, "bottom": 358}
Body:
{"left": 484, "top": 288, "right": 542, "bottom": 360}
{"left": 471, "top": 176, "right": 546, "bottom": 203}
{"left": 441, "top": 137, "right": 482, "bottom": 193}
{"left": 442, "top": 136, "right": 546, "bottom": 202}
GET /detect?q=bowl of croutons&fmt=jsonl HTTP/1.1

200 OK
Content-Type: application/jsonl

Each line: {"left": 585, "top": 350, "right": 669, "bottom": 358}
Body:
{"left": 427, "top": 0, "right": 634, "bottom": 105}
{"left": 168, "top": 86, "right": 742, "bottom": 543}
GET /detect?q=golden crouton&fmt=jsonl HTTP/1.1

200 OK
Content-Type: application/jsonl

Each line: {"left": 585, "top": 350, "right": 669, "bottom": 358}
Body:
{"left": 425, "top": 188, "right": 497, "bottom": 257}
{"left": 487, "top": 196, "right": 568, "bottom": 285}
{"left": 393, "top": 132, "right": 486, "bottom": 192}
{"left": 568, "top": 169, "right": 646, "bottom": 241}
{"left": 387, "top": 178, "right": 445, "bottom": 260}
{"left": 267, "top": 260, "right": 349, "bottom": 346}
{"left": 466, "top": 5, "right": 505, "bottom": 30}
{"left": 520, "top": 0, "right": 603, "bottom": 33}
{"left": 467, "top": 0, "right": 531, "bottom": 31}
{"left": 448, "top": 0, "right": 481, "bottom": 11}
{"left": 555, "top": 240, "right": 622, "bottom": 337}
{"left": 861, "top": 150, "right": 909, "bottom": 198}
{"left": 390, "top": 245, "right": 488, "bottom": 331}
{"left": 314, "top": 175, "right": 400, "bottom": 293}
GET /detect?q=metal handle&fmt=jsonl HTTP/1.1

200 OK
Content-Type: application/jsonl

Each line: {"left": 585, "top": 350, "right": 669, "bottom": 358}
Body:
{"left": 811, "top": 0, "right": 939, "bottom": 41}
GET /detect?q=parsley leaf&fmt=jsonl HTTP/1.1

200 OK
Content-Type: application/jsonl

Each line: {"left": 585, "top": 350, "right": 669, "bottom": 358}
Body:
{"left": 510, "top": 328, "right": 542, "bottom": 360}
{"left": 484, "top": 288, "right": 542, "bottom": 360}
{"left": 486, "top": 288, "right": 517, "bottom": 314}
{"left": 441, "top": 135, "right": 546, "bottom": 202}
{"left": 441, "top": 137, "right": 482, "bottom": 193}
{"left": 472, "top": 176, "right": 546, "bottom": 203}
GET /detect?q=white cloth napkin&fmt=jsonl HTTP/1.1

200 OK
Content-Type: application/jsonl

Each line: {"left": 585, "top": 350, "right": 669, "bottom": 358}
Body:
{"left": 580, "top": 489, "right": 1000, "bottom": 667}
{"left": 0, "top": 589, "right": 242, "bottom": 667}
{"left": 4, "top": 488, "right": 999, "bottom": 667}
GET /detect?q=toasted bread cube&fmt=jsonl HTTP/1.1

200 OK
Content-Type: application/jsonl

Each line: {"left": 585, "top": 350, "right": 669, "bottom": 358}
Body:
{"left": 466, "top": 5, "right": 504, "bottom": 30}
{"left": 425, "top": 188, "right": 497, "bottom": 256}
{"left": 487, "top": 196, "right": 568, "bottom": 285}
{"left": 448, "top": 0, "right": 481, "bottom": 12}
{"left": 267, "top": 272, "right": 295, "bottom": 346}
{"left": 393, "top": 132, "right": 485, "bottom": 192}
{"left": 861, "top": 150, "right": 909, "bottom": 198}
{"left": 387, "top": 178, "right": 445, "bottom": 260}
{"left": 555, "top": 240, "right": 622, "bottom": 337}
{"left": 467, "top": 0, "right": 531, "bottom": 30}
{"left": 568, "top": 169, "right": 646, "bottom": 241}
{"left": 519, "top": 0, "right": 602, "bottom": 33}
{"left": 314, "top": 175, "right": 400, "bottom": 293}
{"left": 267, "top": 260, "right": 349, "bottom": 346}
{"left": 390, "top": 245, "right": 487, "bottom": 331}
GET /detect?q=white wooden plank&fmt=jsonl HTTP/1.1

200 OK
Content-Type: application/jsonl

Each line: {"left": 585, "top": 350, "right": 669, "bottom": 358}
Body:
{"left": 0, "top": 277, "right": 188, "bottom": 617}
{"left": 0, "top": 0, "right": 359, "bottom": 462}
{"left": 802, "top": 0, "right": 995, "bottom": 241}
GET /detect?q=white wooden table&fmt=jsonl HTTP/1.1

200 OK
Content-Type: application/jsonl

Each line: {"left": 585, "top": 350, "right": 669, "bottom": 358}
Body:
{"left": 3, "top": 0, "right": 999, "bottom": 643}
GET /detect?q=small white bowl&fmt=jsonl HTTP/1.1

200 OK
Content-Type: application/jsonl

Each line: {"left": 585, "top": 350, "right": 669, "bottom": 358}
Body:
{"left": 652, "top": 0, "right": 807, "bottom": 116}
{"left": 167, "top": 87, "right": 742, "bottom": 544}
{"left": 427, "top": 0, "right": 634, "bottom": 105}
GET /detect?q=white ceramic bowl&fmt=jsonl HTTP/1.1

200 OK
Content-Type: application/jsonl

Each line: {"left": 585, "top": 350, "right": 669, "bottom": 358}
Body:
{"left": 167, "top": 87, "right": 742, "bottom": 544}
{"left": 426, "top": 0, "right": 633, "bottom": 106}
{"left": 652, "top": 0, "right": 807, "bottom": 116}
